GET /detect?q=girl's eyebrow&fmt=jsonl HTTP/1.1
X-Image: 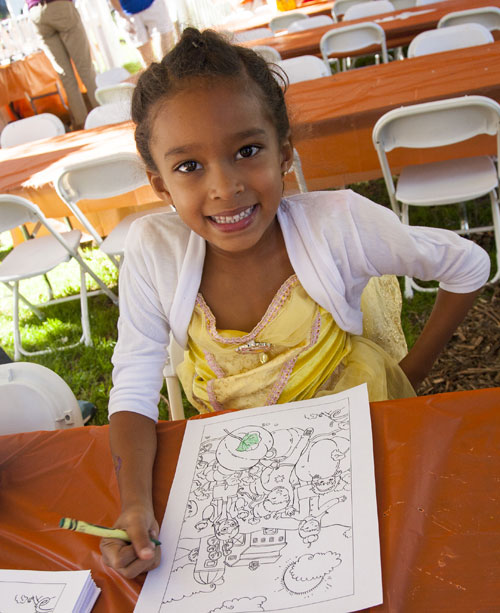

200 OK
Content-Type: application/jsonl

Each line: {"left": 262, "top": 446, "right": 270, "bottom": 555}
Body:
{"left": 163, "top": 128, "right": 269, "bottom": 159}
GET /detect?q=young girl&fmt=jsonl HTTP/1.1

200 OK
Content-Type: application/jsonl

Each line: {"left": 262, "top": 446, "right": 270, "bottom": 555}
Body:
{"left": 101, "top": 28, "right": 490, "bottom": 577}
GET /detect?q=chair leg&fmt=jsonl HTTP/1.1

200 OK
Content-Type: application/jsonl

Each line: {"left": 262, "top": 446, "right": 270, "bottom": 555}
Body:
{"left": 404, "top": 276, "right": 414, "bottom": 300}
{"left": 79, "top": 267, "right": 93, "bottom": 347}
{"left": 73, "top": 252, "right": 119, "bottom": 305}
{"left": 489, "top": 189, "right": 500, "bottom": 284}
{"left": 292, "top": 148, "right": 308, "bottom": 194}
{"left": 12, "top": 281, "right": 22, "bottom": 361}
{"left": 459, "top": 202, "right": 470, "bottom": 234}
{"left": 2, "top": 282, "right": 45, "bottom": 320}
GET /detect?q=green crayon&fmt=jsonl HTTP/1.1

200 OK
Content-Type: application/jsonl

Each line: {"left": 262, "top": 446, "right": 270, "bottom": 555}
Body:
{"left": 59, "top": 517, "right": 161, "bottom": 546}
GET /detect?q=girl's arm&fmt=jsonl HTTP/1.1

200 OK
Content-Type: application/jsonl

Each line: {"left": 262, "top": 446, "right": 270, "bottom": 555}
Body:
{"left": 398, "top": 287, "right": 482, "bottom": 389}
{"left": 100, "top": 411, "right": 160, "bottom": 578}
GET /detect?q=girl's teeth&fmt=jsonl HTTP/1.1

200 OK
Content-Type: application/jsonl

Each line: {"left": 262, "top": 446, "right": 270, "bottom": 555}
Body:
{"left": 211, "top": 206, "right": 254, "bottom": 224}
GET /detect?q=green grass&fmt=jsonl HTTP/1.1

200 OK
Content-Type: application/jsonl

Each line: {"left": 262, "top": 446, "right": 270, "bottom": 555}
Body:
{"left": 0, "top": 179, "right": 496, "bottom": 426}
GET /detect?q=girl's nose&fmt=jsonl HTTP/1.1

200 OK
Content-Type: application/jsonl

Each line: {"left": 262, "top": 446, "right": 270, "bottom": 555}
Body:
{"left": 208, "top": 164, "right": 244, "bottom": 200}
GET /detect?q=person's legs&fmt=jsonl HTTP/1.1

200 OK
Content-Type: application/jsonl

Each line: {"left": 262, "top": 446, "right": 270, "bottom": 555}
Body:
{"left": 55, "top": 2, "right": 98, "bottom": 108}
{"left": 134, "top": 0, "right": 174, "bottom": 62}
{"left": 28, "top": 2, "right": 89, "bottom": 128}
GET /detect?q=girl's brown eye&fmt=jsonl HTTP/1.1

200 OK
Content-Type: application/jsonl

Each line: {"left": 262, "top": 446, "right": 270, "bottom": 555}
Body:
{"left": 237, "top": 145, "right": 260, "bottom": 159}
{"left": 177, "top": 160, "right": 200, "bottom": 173}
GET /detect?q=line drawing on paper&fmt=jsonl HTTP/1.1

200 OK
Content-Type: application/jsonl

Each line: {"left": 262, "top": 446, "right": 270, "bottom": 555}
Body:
{"left": 0, "top": 581, "right": 66, "bottom": 613}
{"left": 157, "top": 396, "right": 356, "bottom": 612}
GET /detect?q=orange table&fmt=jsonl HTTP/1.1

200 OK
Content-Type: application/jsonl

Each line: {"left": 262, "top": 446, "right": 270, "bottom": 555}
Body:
{"left": 1, "top": 387, "right": 499, "bottom": 612}
{"left": 0, "top": 121, "right": 162, "bottom": 238}
{"left": 221, "top": 1, "right": 334, "bottom": 34}
{"left": 0, "top": 52, "right": 61, "bottom": 107}
{"left": 288, "top": 41, "right": 500, "bottom": 188}
{"left": 243, "top": 0, "right": 500, "bottom": 59}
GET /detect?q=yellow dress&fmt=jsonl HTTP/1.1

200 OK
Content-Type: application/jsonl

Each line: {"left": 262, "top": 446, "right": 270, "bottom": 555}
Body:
{"left": 177, "top": 275, "right": 415, "bottom": 413}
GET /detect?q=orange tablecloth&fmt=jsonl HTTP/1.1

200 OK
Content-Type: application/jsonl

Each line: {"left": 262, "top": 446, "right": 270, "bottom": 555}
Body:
{"left": 289, "top": 41, "right": 500, "bottom": 188}
{"left": 244, "top": 0, "right": 500, "bottom": 59}
{"left": 1, "top": 388, "right": 499, "bottom": 612}
{"left": 221, "top": 1, "right": 334, "bottom": 34}
{"left": 0, "top": 122, "right": 162, "bottom": 238}
{"left": 0, "top": 52, "right": 61, "bottom": 107}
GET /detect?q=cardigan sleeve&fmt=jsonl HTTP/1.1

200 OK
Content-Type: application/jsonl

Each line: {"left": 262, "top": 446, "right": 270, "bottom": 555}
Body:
{"left": 108, "top": 217, "right": 173, "bottom": 422}
{"left": 343, "top": 190, "right": 491, "bottom": 293}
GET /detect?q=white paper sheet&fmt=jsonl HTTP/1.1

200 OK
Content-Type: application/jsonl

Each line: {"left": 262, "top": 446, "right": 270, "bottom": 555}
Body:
{"left": 136, "top": 384, "right": 382, "bottom": 613}
{"left": 0, "top": 569, "right": 100, "bottom": 613}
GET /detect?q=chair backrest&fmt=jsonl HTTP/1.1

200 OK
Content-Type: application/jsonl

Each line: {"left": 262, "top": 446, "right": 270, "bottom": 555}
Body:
{"left": 0, "top": 362, "right": 83, "bottom": 434}
{"left": 287, "top": 14, "right": 334, "bottom": 32}
{"left": 320, "top": 22, "right": 388, "bottom": 67}
{"left": 344, "top": 0, "right": 395, "bottom": 20}
{"left": 332, "top": 0, "right": 371, "bottom": 20}
{"left": 0, "top": 113, "right": 65, "bottom": 148}
{"left": 277, "top": 55, "right": 331, "bottom": 83}
{"left": 55, "top": 151, "right": 149, "bottom": 245}
{"left": 235, "top": 27, "right": 273, "bottom": 42}
{"left": 83, "top": 102, "right": 132, "bottom": 129}
{"left": 95, "top": 82, "right": 135, "bottom": 106}
{"left": 56, "top": 152, "right": 148, "bottom": 205}
{"left": 438, "top": 7, "right": 500, "bottom": 31}
{"left": 407, "top": 23, "right": 493, "bottom": 57}
{"left": 372, "top": 95, "right": 500, "bottom": 211}
{"left": 415, "top": 0, "right": 450, "bottom": 5}
{"left": 269, "top": 11, "right": 309, "bottom": 32}
{"left": 0, "top": 193, "right": 42, "bottom": 233}
{"left": 251, "top": 44, "right": 282, "bottom": 62}
{"left": 390, "top": 0, "right": 416, "bottom": 9}
{"left": 0, "top": 193, "right": 81, "bottom": 256}
{"left": 95, "top": 66, "right": 131, "bottom": 88}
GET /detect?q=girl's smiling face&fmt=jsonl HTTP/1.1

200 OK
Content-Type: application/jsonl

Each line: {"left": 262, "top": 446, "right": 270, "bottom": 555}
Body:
{"left": 147, "top": 78, "right": 293, "bottom": 256}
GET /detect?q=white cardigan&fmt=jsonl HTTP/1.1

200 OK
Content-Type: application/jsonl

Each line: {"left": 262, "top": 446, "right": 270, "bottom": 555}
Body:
{"left": 108, "top": 190, "right": 490, "bottom": 420}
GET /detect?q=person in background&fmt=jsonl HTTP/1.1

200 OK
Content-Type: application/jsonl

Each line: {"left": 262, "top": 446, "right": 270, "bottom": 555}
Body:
{"left": 26, "top": 0, "right": 98, "bottom": 130}
{"left": 110, "top": 0, "right": 175, "bottom": 65}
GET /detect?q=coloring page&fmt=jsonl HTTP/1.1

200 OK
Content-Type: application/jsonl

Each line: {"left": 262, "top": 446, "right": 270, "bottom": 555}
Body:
{"left": 0, "top": 569, "right": 100, "bottom": 613}
{"left": 135, "top": 384, "right": 382, "bottom": 613}
{"left": 0, "top": 580, "right": 65, "bottom": 613}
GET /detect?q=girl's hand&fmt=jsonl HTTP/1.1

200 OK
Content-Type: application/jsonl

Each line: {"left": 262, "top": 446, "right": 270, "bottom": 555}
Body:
{"left": 100, "top": 505, "right": 161, "bottom": 578}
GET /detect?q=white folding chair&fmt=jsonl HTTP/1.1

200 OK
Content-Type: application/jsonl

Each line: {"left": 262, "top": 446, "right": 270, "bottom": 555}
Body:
{"left": 287, "top": 15, "right": 335, "bottom": 32}
{"left": 235, "top": 27, "right": 273, "bottom": 42}
{"left": 332, "top": 0, "right": 371, "bottom": 21}
{"left": 0, "top": 113, "right": 65, "bottom": 148}
{"left": 95, "top": 82, "right": 135, "bottom": 106}
{"left": 344, "top": 0, "right": 395, "bottom": 21}
{"left": 415, "top": 0, "right": 451, "bottom": 5}
{"left": 276, "top": 55, "right": 331, "bottom": 83}
{"left": 372, "top": 95, "right": 500, "bottom": 297}
{"left": 164, "top": 336, "right": 186, "bottom": 420}
{"left": 269, "top": 12, "right": 309, "bottom": 32}
{"left": 55, "top": 151, "right": 170, "bottom": 265}
{"left": 95, "top": 66, "right": 131, "bottom": 88}
{"left": 83, "top": 102, "right": 132, "bottom": 129}
{"left": 390, "top": 0, "right": 416, "bottom": 8}
{"left": 0, "top": 362, "right": 83, "bottom": 434}
{"left": 251, "top": 44, "right": 282, "bottom": 63}
{"left": 438, "top": 7, "right": 500, "bottom": 32}
{"left": 407, "top": 23, "right": 494, "bottom": 57}
{"left": 320, "top": 22, "right": 388, "bottom": 72}
{"left": 0, "top": 194, "right": 118, "bottom": 360}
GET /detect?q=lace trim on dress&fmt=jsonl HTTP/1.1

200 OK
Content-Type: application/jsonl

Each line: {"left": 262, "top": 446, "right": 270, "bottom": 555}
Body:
{"left": 195, "top": 275, "right": 299, "bottom": 345}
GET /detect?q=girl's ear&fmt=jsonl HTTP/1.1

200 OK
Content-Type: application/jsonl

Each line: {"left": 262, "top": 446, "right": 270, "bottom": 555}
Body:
{"left": 147, "top": 171, "right": 173, "bottom": 205}
{"left": 279, "top": 136, "right": 294, "bottom": 176}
